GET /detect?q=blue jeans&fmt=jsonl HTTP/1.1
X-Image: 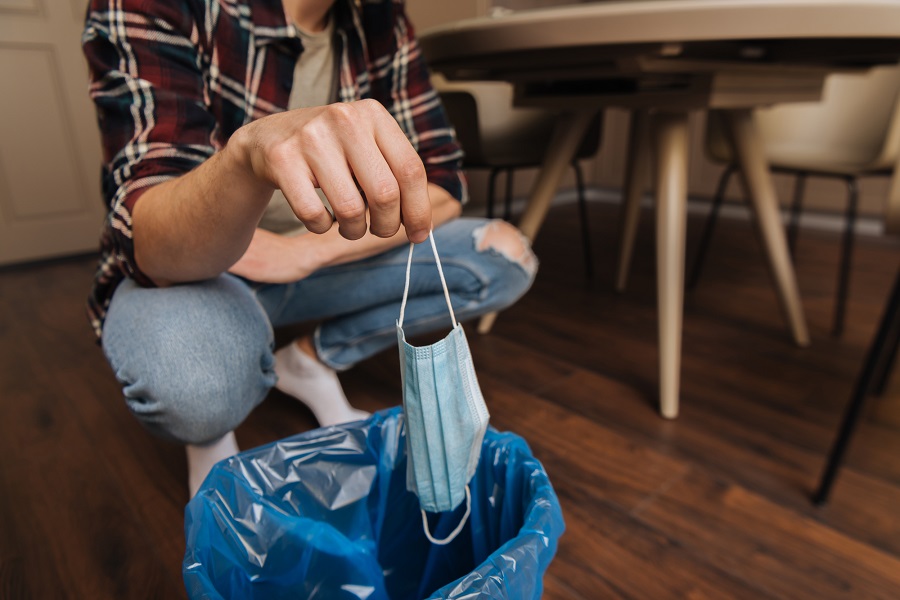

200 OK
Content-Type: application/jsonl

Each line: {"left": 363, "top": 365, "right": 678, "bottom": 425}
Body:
{"left": 101, "top": 218, "right": 536, "bottom": 444}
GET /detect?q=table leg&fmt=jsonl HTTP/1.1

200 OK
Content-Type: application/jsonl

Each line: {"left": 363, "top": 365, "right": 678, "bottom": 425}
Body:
{"left": 652, "top": 111, "right": 690, "bottom": 419}
{"left": 478, "top": 109, "right": 596, "bottom": 334}
{"left": 616, "top": 109, "right": 651, "bottom": 293}
{"left": 723, "top": 109, "right": 811, "bottom": 347}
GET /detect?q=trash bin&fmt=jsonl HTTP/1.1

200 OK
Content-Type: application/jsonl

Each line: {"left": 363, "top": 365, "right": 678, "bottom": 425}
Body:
{"left": 183, "top": 406, "right": 564, "bottom": 599}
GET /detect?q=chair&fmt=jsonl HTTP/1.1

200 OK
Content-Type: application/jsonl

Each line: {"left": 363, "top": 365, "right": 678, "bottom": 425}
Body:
{"left": 813, "top": 164, "right": 900, "bottom": 505}
{"left": 690, "top": 65, "right": 900, "bottom": 336}
{"left": 434, "top": 76, "right": 603, "bottom": 279}
{"left": 813, "top": 263, "right": 900, "bottom": 504}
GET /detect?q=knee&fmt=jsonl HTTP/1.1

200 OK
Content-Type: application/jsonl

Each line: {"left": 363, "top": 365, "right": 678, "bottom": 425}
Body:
{"left": 102, "top": 277, "right": 277, "bottom": 445}
{"left": 473, "top": 220, "right": 539, "bottom": 304}
{"left": 474, "top": 220, "right": 538, "bottom": 278}
{"left": 131, "top": 344, "right": 274, "bottom": 444}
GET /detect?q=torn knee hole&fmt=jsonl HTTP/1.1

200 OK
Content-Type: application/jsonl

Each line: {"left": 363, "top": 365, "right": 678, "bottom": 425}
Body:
{"left": 473, "top": 221, "right": 538, "bottom": 275}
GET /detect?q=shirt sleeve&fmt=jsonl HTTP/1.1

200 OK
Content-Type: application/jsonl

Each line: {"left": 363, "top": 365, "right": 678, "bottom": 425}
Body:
{"left": 384, "top": 5, "right": 468, "bottom": 204}
{"left": 82, "top": 0, "right": 216, "bottom": 285}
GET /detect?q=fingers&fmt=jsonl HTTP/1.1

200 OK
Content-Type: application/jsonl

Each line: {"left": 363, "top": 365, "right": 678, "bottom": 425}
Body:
{"left": 341, "top": 134, "right": 401, "bottom": 239}
{"left": 266, "top": 144, "right": 334, "bottom": 234}
{"left": 336, "top": 100, "right": 431, "bottom": 242}
{"left": 367, "top": 105, "right": 431, "bottom": 243}
{"left": 258, "top": 101, "right": 433, "bottom": 242}
{"left": 304, "top": 124, "right": 370, "bottom": 240}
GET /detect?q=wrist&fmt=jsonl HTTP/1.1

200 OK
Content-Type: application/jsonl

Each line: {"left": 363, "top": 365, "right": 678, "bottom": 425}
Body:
{"left": 290, "top": 232, "right": 329, "bottom": 274}
{"left": 224, "top": 126, "right": 272, "bottom": 197}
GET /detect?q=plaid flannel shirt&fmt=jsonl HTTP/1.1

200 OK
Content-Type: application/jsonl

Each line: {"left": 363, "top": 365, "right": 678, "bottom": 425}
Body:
{"left": 82, "top": 0, "right": 465, "bottom": 340}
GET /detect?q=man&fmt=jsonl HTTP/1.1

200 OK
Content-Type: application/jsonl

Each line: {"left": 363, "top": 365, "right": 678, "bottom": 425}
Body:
{"left": 83, "top": 0, "right": 538, "bottom": 496}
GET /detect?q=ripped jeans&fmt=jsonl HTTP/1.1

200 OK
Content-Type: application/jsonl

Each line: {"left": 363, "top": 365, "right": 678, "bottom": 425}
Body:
{"left": 101, "top": 218, "right": 537, "bottom": 444}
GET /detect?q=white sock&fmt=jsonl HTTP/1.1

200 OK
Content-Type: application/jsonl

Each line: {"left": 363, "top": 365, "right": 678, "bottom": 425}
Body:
{"left": 186, "top": 430, "right": 239, "bottom": 498}
{"left": 274, "top": 342, "right": 370, "bottom": 427}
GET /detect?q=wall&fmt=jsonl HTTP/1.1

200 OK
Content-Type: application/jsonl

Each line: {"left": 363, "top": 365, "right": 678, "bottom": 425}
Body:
{"left": 407, "top": 0, "right": 488, "bottom": 32}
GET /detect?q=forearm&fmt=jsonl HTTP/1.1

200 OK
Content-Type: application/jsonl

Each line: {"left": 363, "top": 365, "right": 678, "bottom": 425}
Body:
{"left": 132, "top": 137, "right": 272, "bottom": 286}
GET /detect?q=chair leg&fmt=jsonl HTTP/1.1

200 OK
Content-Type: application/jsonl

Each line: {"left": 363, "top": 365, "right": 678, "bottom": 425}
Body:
{"left": 572, "top": 160, "right": 594, "bottom": 280}
{"left": 787, "top": 173, "right": 807, "bottom": 256}
{"left": 832, "top": 177, "right": 859, "bottom": 337}
{"left": 688, "top": 165, "right": 735, "bottom": 290}
{"left": 487, "top": 168, "right": 501, "bottom": 219}
{"left": 615, "top": 109, "right": 650, "bottom": 293}
{"left": 503, "top": 167, "right": 514, "bottom": 222}
{"left": 813, "top": 267, "right": 900, "bottom": 505}
{"left": 871, "top": 312, "right": 900, "bottom": 396}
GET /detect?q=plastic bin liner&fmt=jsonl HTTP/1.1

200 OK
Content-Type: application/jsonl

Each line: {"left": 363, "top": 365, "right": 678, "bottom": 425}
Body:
{"left": 183, "top": 406, "right": 564, "bottom": 599}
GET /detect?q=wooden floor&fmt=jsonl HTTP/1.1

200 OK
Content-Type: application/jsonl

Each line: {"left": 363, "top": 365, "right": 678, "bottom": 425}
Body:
{"left": 2, "top": 200, "right": 899, "bottom": 599}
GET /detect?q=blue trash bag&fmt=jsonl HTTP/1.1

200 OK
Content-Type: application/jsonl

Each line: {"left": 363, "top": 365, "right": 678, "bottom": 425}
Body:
{"left": 183, "top": 406, "right": 564, "bottom": 599}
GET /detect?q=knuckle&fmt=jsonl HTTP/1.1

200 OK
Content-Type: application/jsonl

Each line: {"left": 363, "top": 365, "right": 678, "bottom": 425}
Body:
{"left": 357, "top": 98, "right": 385, "bottom": 114}
{"left": 288, "top": 199, "right": 325, "bottom": 222}
{"left": 264, "top": 141, "right": 294, "bottom": 170}
{"left": 332, "top": 198, "right": 367, "bottom": 222}
{"left": 404, "top": 207, "right": 430, "bottom": 226}
{"left": 366, "top": 179, "right": 401, "bottom": 208}
{"left": 298, "top": 120, "right": 329, "bottom": 150}
{"left": 305, "top": 218, "right": 333, "bottom": 234}
{"left": 395, "top": 157, "right": 426, "bottom": 183}
{"left": 324, "top": 102, "right": 357, "bottom": 129}
{"left": 291, "top": 205, "right": 332, "bottom": 234}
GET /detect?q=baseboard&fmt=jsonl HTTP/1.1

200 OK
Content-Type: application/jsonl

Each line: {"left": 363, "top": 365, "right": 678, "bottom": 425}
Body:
{"left": 463, "top": 186, "right": 885, "bottom": 237}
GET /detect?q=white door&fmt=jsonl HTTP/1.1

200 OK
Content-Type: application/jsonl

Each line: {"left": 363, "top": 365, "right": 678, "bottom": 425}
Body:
{"left": 0, "top": 0, "right": 106, "bottom": 266}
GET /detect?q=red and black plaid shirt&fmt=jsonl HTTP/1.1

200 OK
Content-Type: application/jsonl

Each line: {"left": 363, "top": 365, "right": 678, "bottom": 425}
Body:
{"left": 82, "top": 0, "right": 465, "bottom": 339}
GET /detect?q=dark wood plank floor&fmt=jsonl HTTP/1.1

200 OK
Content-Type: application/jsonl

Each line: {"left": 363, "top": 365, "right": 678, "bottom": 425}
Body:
{"left": 2, "top": 200, "right": 899, "bottom": 599}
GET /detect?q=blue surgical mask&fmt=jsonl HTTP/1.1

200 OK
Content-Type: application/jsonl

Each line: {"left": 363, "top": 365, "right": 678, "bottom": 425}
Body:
{"left": 397, "top": 232, "right": 490, "bottom": 545}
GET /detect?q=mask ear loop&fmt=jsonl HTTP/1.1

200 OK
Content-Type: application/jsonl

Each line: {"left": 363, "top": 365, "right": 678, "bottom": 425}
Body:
{"left": 421, "top": 484, "right": 471, "bottom": 546}
{"left": 398, "top": 231, "right": 457, "bottom": 329}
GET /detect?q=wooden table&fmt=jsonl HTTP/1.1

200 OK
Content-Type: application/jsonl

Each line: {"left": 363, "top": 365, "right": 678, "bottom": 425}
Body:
{"left": 420, "top": 0, "right": 900, "bottom": 418}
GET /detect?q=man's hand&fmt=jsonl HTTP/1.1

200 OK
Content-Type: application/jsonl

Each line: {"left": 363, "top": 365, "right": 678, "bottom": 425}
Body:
{"left": 131, "top": 100, "right": 437, "bottom": 286}
{"left": 233, "top": 99, "right": 433, "bottom": 244}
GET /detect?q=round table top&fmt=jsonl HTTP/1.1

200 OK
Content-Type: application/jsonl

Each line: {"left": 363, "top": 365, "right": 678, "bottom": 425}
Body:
{"left": 421, "top": 0, "right": 900, "bottom": 72}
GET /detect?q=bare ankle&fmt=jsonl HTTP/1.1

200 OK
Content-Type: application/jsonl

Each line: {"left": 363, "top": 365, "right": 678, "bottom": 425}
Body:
{"left": 295, "top": 336, "right": 318, "bottom": 361}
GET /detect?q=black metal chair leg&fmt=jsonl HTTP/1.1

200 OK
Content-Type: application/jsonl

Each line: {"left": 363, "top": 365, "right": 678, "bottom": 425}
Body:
{"left": 871, "top": 310, "right": 900, "bottom": 396}
{"left": 870, "top": 283, "right": 900, "bottom": 396}
{"left": 832, "top": 177, "right": 859, "bottom": 337}
{"left": 813, "top": 267, "right": 900, "bottom": 505}
{"left": 572, "top": 160, "right": 594, "bottom": 280}
{"left": 787, "top": 173, "right": 807, "bottom": 256}
{"left": 503, "top": 168, "right": 514, "bottom": 222}
{"left": 688, "top": 165, "right": 735, "bottom": 290}
{"left": 487, "top": 168, "right": 501, "bottom": 219}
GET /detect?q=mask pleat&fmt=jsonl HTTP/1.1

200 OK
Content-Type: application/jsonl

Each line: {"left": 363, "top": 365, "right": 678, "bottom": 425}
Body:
{"left": 431, "top": 341, "right": 455, "bottom": 510}
{"left": 421, "top": 344, "right": 446, "bottom": 509}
